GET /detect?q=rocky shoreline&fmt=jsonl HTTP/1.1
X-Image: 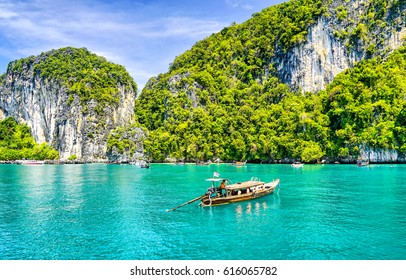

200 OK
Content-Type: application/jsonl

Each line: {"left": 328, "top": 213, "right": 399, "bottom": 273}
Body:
{"left": 0, "top": 160, "right": 100, "bottom": 165}
{"left": 0, "top": 159, "right": 145, "bottom": 165}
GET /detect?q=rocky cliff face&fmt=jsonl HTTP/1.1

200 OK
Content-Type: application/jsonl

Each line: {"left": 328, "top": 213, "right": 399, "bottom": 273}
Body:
{"left": 359, "top": 147, "right": 406, "bottom": 163}
{"left": 272, "top": 0, "right": 406, "bottom": 92}
{"left": 107, "top": 125, "right": 146, "bottom": 163}
{"left": 0, "top": 50, "right": 137, "bottom": 161}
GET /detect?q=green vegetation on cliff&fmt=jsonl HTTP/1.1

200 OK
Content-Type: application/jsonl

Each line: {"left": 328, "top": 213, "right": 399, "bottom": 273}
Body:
{"left": 331, "top": 0, "right": 406, "bottom": 56}
{"left": 7, "top": 47, "right": 137, "bottom": 115}
{"left": 2, "top": 0, "right": 405, "bottom": 162}
{"left": 138, "top": 45, "right": 406, "bottom": 162}
{"left": 134, "top": 0, "right": 406, "bottom": 162}
{"left": 1, "top": 47, "right": 138, "bottom": 161}
{"left": 168, "top": 0, "right": 326, "bottom": 83}
{"left": 107, "top": 123, "right": 145, "bottom": 155}
{"left": 0, "top": 117, "right": 59, "bottom": 160}
{"left": 322, "top": 45, "right": 406, "bottom": 156}
{"left": 135, "top": 0, "right": 328, "bottom": 161}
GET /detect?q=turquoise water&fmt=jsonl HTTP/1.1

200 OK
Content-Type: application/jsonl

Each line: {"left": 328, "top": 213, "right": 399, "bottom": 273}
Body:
{"left": 0, "top": 163, "right": 405, "bottom": 260}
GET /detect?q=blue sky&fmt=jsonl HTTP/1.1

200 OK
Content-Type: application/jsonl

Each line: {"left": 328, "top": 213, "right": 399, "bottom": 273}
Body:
{"left": 0, "top": 0, "right": 285, "bottom": 91}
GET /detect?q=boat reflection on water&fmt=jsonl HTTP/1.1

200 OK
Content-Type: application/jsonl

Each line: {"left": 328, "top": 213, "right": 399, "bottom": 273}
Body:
{"left": 234, "top": 188, "right": 281, "bottom": 216}
{"left": 235, "top": 201, "right": 270, "bottom": 215}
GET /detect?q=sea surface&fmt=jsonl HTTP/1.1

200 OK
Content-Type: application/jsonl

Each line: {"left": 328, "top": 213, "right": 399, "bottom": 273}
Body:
{"left": 0, "top": 163, "right": 405, "bottom": 260}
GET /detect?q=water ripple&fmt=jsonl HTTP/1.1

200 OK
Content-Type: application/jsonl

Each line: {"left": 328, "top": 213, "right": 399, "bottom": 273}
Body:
{"left": 1, "top": 164, "right": 405, "bottom": 259}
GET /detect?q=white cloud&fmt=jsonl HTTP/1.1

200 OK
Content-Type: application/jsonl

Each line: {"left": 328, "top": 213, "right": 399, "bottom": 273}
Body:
{"left": 136, "top": 17, "right": 224, "bottom": 38}
{"left": 224, "top": 0, "right": 253, "bottom": 9}
{"left": 224, "top": 0, "right": 242, "bottom": 8}
{"left": 0, "top": 10, "right": 17, "bottom": 19}
{"left": 241, "top": 4, "right": 253, "bottom": 10}
{"left": 0, "top": 0, "right": 285, "bottom": 90}
{"left": 0, "top": 1, "right": 224, "bottom": 45}
{"left": 0, "top": 0, "right": 229, "bottom": 89}
{"left": 225, "top": 0, "right": 283, "bottom": 11}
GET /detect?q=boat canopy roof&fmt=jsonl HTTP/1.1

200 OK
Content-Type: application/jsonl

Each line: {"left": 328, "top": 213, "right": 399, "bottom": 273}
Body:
{"left": 226, "top": 180, "right": 264, "bottom": 190}
{"left": 205, "top": 178, "right": 226, "bottom": 182}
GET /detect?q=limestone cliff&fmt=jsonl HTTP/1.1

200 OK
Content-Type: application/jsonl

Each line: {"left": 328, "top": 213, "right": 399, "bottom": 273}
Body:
{"left": 359, "top": 147, "right": 406, "bottom": 163}
{"left": 0, "top": 47, "right": 138, "bottom": 161}
{"left": 106, "top": 125, "right": 147, "bottom": 162}
{"left": 272, "top": 0, "right": 406, "bottom": 92}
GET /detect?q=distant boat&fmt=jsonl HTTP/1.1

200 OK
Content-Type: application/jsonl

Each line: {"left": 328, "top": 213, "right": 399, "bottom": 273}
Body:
{"left": 232, "top": 160, "right": 247, "bottom": 166}
{"left": 291, "top": 162, "right": 304, "bottom": 168}
{"left": 20, "top": 160, "right": 45, "bottom": 166}
{"left": 140, "top": 161, "right": 150, "bottom": 168}
{"left": 196, "top": 160, "right": 211, "bottom": 165}
{"left": 130, "top": 160, "right": 150, "bottom": 168}
{"left": 357, "top": 159, "right": 369, "bottom": 167}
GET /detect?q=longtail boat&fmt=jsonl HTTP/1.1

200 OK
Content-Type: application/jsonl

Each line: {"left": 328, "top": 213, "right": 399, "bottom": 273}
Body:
{"left": 166, "top": 177, "right": 280, "bottom": 212}
{"left": 231, "top": 160, "right": 247, "bottom": 166}
{"left": 200, "top": 177, "right": 280, "bottom": 207}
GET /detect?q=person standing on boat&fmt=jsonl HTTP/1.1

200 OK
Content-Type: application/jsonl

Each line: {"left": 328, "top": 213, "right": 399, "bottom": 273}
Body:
{"left": 219, "top": 180, "right": 226, "bottom": 196}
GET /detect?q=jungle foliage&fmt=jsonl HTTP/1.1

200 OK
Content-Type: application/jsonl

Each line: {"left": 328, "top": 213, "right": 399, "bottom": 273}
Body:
{"left": 134, "top": 0, "right": 406, "bottom": 162}
{"left": 323, "top": 45, "right": 406, "bottom": 156}
{"left": 2, "top": 0, "right": 405, "bottom": 162}
{"left": 0, "top": 117, "right": 59, "bottom": 160}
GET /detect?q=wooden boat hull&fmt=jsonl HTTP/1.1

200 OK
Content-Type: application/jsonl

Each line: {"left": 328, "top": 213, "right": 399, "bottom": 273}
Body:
{"left": 200, "top": 179, "right": 279, "bottom": 207}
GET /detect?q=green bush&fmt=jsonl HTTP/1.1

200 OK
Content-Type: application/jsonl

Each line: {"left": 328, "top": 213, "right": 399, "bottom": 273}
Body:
{"left": 0, "top": 117, "right": 59, "bottom": 160}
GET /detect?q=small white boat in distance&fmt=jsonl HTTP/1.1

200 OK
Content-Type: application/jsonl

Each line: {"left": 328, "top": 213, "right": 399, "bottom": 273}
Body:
{"left": 291, "top": 162, "right": 304, "bottom": 168}
{"left": 19, "top": 160, "right": 45, "bottom": 166}
{"left": 231, "top": 160, "right": 247, "bottom": 166}
{"left": 357, "top": 159, "right": 369, "bottom": 167}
